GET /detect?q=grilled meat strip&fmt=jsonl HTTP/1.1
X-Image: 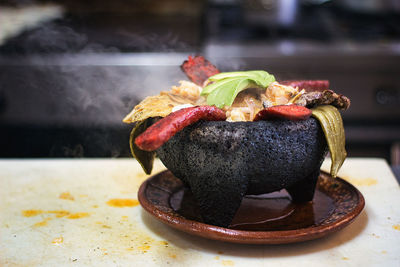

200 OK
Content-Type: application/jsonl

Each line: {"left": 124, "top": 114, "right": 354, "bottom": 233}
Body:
{"left": 181, "top": 56, "right": 220, "bottom": 86}
{"left": 280, "top": 80, "right": 329, "bottom": 92}
{"left": 295, "top": 90, "right": 351, "bottom": 110}
{"left": 135, "top": 106, "right": 226, "bottom": 151}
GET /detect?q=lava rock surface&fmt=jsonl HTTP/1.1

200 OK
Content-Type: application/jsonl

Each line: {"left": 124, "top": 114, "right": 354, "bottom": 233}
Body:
{"left": 157, "top": 118, "right": 327, "bottom": 227}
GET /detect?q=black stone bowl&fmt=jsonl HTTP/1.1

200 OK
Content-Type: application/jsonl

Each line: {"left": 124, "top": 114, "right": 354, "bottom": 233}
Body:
{"left": 156, "top": 117, "right": 328, "bottom": 227}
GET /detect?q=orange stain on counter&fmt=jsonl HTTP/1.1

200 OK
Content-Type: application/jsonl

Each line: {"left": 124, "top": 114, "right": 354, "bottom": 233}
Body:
{"left": 67, "top": 212, "right": 90, "bottom": 219}
{"left": 158, "top": 240, "right": 168, "bottom": 246}
{"left": 22, "top": 210, "right": 44, "bottom": 217}
{"left": 23, "top": 210, "right": 73, "bottom": 218}
{"left": 59, "top": 192, "right": 75, "bottom": 200}
{"left": 106, "top": 199, "right": 139, "bottom": 208}
{"left": 48, "top": 210, "right": 70, "bottom": 218}
{"left": 138, "top": 245, "right": 151, "bottom": 253}
{"left": 392, "top": 224, "right": 400, "bottom": 231}
{"left": 221, "top": 260, "right": 235, "bottom": 266}
{"left": 52, "top": 236, "right": 64, "bottom": 245}
{"left": 33, "top": 218, "right": 52, "bottom": 227}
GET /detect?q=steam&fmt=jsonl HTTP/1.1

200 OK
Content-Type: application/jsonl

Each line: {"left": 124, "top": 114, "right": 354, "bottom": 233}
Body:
{"left": 11, "top": 20, "right": 189, "bottom": 127}
{"left": 119, "top": 30, "right": 190, "bottom": 52}
{"left": 0, "top": 3, "right": 194, "bottom": 157}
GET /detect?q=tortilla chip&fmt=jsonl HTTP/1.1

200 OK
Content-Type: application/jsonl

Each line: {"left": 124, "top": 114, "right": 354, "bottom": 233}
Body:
{"left": 123, "top": 94, "right": 176, "bottom": 124}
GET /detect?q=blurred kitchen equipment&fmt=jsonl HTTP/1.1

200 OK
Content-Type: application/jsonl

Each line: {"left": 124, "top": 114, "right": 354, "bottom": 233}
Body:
{"left": 243, "top": 0, "right": 299, "bottom": 28}
{"left": 337, "top": 0, "right": 400, "bottom": 14}
{"left": 0, "top": 4, "right": 64, "bottom": 46}
{"left": 0, "top": 0, "right": 399, "bottom": 163}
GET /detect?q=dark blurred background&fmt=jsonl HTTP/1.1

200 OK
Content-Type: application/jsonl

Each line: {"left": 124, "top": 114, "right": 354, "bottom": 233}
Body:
{"left": 0, "top": 0, "right": 399, "bottom": 166}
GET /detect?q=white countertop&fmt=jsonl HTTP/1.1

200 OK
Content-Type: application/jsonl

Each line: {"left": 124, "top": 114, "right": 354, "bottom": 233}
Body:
{"left": 0, "top": 158, "right": 399, "bottom": 266}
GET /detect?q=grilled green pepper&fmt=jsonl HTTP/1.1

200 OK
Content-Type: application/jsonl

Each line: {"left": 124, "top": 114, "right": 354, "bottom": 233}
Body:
{"left": 311, "top": 105, "right": 347, "bottom": 177}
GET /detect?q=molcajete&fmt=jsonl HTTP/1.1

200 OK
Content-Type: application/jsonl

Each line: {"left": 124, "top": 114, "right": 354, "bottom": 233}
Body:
{"left": 156, "top": 117, "right": 328, "bottom": 227}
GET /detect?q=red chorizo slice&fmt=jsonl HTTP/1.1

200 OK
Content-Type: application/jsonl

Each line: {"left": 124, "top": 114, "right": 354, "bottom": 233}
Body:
{"left": 280, "top": 80, "right": 329, "bottom": 92}
{"left": 135, "top": 106, "right": 226, "bottom": 151}
{"left": 181, "top": 56, "right": 220, "bottom": 86}
{"left": 254, "top": 105, "right": 312, "bottom": 121}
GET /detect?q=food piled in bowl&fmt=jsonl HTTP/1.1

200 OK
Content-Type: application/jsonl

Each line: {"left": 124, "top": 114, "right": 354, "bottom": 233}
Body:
{"left": 123, "top": 56, "right": 350, "bottom": 227}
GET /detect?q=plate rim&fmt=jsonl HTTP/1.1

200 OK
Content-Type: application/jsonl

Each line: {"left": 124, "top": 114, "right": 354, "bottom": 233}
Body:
{"left": 138, "top": 170, "right": 365, "bottom": 244}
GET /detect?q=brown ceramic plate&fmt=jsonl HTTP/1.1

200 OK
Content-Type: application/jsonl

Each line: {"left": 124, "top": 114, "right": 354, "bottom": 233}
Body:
{"left": 138, "top": 170, "right": 365, "bottom": 244}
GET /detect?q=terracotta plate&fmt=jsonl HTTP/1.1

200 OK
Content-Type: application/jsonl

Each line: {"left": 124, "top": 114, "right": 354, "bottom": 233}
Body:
{"left": 138, "top": 170, "right": 365, "bottom": 244}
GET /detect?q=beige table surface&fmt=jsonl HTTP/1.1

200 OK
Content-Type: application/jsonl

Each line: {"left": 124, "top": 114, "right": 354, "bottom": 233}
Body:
{"left": 0, "top": 158, "right": 399, "bottom": 266}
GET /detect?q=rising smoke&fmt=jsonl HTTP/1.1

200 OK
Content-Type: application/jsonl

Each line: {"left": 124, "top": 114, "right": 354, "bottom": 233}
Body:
{"left": 0, "top": 2, "right": 193, "bottom": 157}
